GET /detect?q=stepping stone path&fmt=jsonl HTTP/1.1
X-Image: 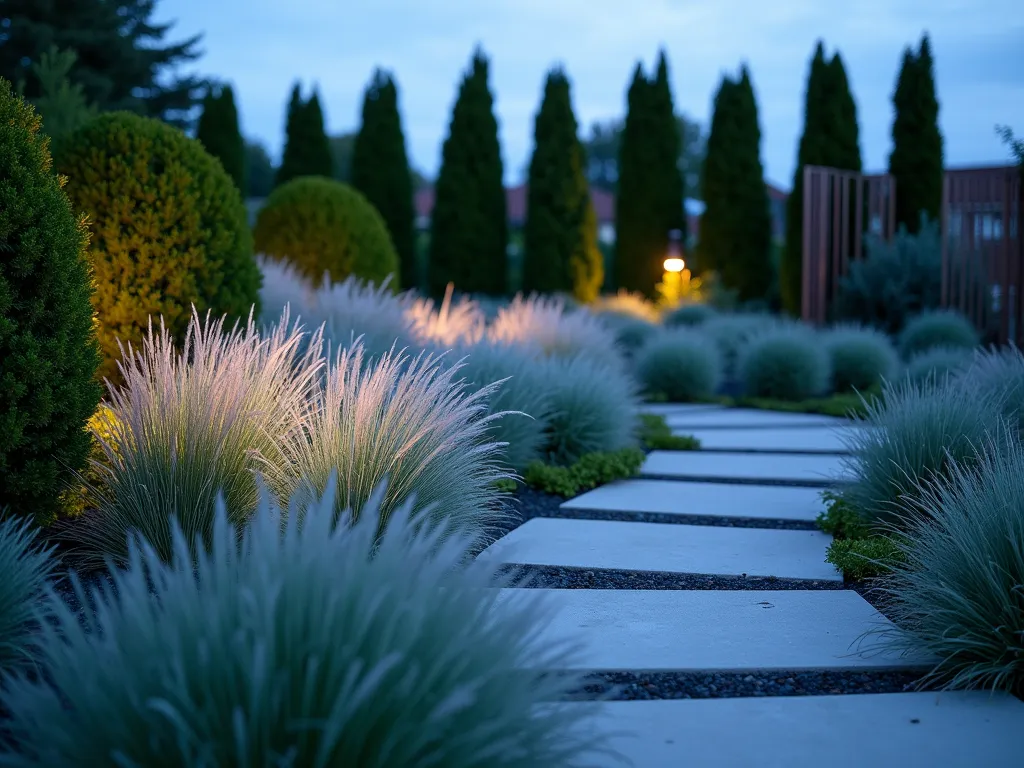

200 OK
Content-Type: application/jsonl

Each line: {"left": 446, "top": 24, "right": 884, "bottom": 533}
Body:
{"left": 480, "top": 403, "right": 1022, "bottom": 766}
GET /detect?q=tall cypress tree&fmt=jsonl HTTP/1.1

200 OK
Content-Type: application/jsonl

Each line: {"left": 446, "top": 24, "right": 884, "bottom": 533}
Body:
{"left": 275, "top": 84, "right": 333, "bottom": 187}
{"left": 522, "top": 68, "right": 603, "bottom": 302}
{"left": 780, "top": 43, "right": 862, "bottom": 315}
{"left": 699, "top": 67, "right": 772, "bottom": 302}
{"left": 428, "top": 49, "right": 507, "bottom": 296}
{"left": 615, "top": 51, "right": 684, "bottom": 297}
{"left": 889, "top": 34, "right": 944, "bottom": 233}
{"left": 351, "top": 70, "right": 416, "bottom": 290}
{"left": 196, "top": 83, "right": 246, "bottom": 193}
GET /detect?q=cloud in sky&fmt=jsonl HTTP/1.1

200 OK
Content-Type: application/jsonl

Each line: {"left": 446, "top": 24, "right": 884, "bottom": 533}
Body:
{"left": 162, "top": 0, "right": 1024, "bottom": 188}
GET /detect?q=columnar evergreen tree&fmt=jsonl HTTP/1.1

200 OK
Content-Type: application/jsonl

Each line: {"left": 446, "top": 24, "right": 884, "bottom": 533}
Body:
{"left": 275, "top": 84, "right": 334, "bottom": 188}
{"left": 780, "top": 43, "right": 862, "bottom": 315}
{"left": 614, "top": 50, "right": 685, "bottom": 297}
{"left": 521, "top": 68, "right": 603, "bottom": 302}
{"left": 698, "top": 67, "right": 773, "bottom": 302}
{"left": 1, "top": 0, "right": 207, "bottom": 128}
{"left": 428, "top": 49, "right": 507, "bottom": 296}
{"left": 889, "top": 34, "right": 944, "bottom": 234}
{"left": 351, "top": 70, "right": 416, "bottom": 290}
{"left": 196, "top": 83, "right": 246, "bottom": 193}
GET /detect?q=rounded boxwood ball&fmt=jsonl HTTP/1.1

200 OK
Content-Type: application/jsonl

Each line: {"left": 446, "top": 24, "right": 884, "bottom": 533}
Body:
{"left": 253, "top": 176, "right": 399, "bottom": 288}
{"left": 59, "top": 111, "right": 261, "bottom": 382}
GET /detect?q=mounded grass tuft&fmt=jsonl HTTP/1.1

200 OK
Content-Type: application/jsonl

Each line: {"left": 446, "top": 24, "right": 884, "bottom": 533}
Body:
{"left": 960, "top": 344, "right": 1024, "bottom": 437}
{"left": 823, "top": 324, "right": 899, "bottom": 393}
{"left": 590, "top": 290, "right": 661, "bottom": 323}
{"left": 874, "top": 432, "right": 1024, "bottom": 695}
{"left": 541, "top": 354, "right": 640, "bottom": 466}
{"left": 902, "top": 345, "right": 973, "bottom": 386}
{"left": 701, "top": 312, "right": 779, "bottom": 378}
{"left": 897, "top": 309, "right": 979, "bottom": 360}
{"left": 664, "top": 303, "right": 717, "bottom": 328}
{"left": 736, "top": 324, "right": 831, "bottom": 401}
{"left": 838, "top": 376, "right": 1008, "bottom": 528}
{"left": 0, "top": 478, "right": 610, "bottom": 765}
{"left": 406, "top": 283, "right": 486, "bottom": 348}
{"left": 635, "top": 329, "right": 723, "bottom": 402}
{"left": 0, "top": 515, "right": 58, "bottom": 675}
{"left": 596, "top": 313, "right": 659, "bottom": 355}
{"left": 256, "top": 254, "right": 317, "bottom": 328}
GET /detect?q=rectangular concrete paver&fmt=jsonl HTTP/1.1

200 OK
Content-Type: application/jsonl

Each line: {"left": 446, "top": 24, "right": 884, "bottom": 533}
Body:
{"left": 642, "top": 450, "right": 853, "bottom": 484}
{"left": 640, "top": 403, "right": 725, "bottom": 417}
{"left": 562, "top": 479, "right": 825, "bottom": 522}
{"left": 569, "top": 692, "right": 1024, "bottom": 767}
{"left": 686, "top": 426, "right": 863, "bottom": 453}
{"left": 480, "top": 518, "right": 840, "bottom": 581}
{"left": 498, "top": 589, "right": 929, "bottom": 672}
{"left": 665, "top": 408, "right": 848, "bottom": 429}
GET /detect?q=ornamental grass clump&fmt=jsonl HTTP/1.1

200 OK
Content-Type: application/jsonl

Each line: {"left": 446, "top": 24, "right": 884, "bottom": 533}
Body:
{"left": 736, "top": 324, "right": 831, "bottom": 401}
{"left": 452, "top": 340, "right": 554, "bottom": 473}
{"left": 256, "top": 254, "right": 317, "bottom": 328}
{"left": 589, "top": 289, "right": 661, "bottom": 323}
{"left": 71, "top": 308, "right": 325, "bottom": 568}
{"left": 0, "top": 478, "right": 609, "bottom": 766}
{"left": 306, "top": 274, "right": 416, "bottom": 360}
{"left": 823, "top": 324, "right": 899, "bottom": 393}
{"left": 664, "top": 303, "right": 717, "bottom": 328}
{"left": 0, "top": 514, "right": 58, "bottom": 675}
{"left": 488, "top": 294, "right": 622, "bottom": 372}
{"left": 635, "top": 329, "right": 722, "bottom": 402}
{"left": 596, "top": 313, "right": 659, "bottom": 355}
{"left": 897, "top": 309, "right": 979, "bottom": 360}
{"left": 701, "top": 312, "right": 774, "bottom": 378}
{"left": 406, "top": 283, "right": 486, "bottom": 348}
{"left": 541, "top": 354, "right": 640, "bottom": 466}
{"left": 271, "top": 342, "right": 510, "bottom": 547}
{"left": 838, "top": 376, "right": 1008, "bottom": 529}
{"left": 903, "top": 345, "right": 972, "bottom": 386}
{"left": 960, "top": 344, "right": 1024, "bottom": 437}
{"left": 874, "top": 431, "right": 1024, "bottom": 695}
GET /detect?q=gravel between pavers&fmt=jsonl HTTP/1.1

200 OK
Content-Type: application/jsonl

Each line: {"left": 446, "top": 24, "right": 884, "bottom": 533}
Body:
{"left": 640, "top": 472, "right": 849, "bottom": 489}
{"left": 558, "top": 669, "right": 929, "bottom": 701}
{"left": 499, "top": 564, "right": 844, "bottom": 591}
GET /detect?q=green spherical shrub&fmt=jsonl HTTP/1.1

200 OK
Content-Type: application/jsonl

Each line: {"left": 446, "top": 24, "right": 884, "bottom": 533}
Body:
{"left": 824, "top": 325, "right": 899, "bottom": 393}
{"left": 897, "top": 309, "right": 979, "bottom": 360}
{"left": 254, "top": 176, "right": 399, "bottom": 289}
{"left": 737, "top": 325, "right": 831, "bottom": 401}
{"left": 0, "top": 80, "right": 102, "bottom": 524}
{"left": 903, "top": 345, "right": 972, "bottom": 386}
{"left": 59, "top": 111, "right": 261, "bottom": 383}
{"left": 636, "top": 329, "right": 723, "bottom": 402}
{"left": 664, "top": 303, "right": 717, "bottom": 328}
{"left": 0, "top": 480, "right": 606, "bottom": 766}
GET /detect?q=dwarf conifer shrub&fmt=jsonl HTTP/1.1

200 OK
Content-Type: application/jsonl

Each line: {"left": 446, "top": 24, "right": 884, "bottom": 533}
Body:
{"left": 876, "top": 432, "right": 1024, "bottom": 695}
{"left": 71, "top": 309, "right": 325, "bottom": 568}
{"left": 0, "top": 479, "right": 608, "bottom": 766}
{"left": 824, "top": 324, "right": 899, "bottom": 393}
{"left": 636, "top": 329, "right": 722, "bottom": 402}
{"left": 898, "top": 309, "right": 979, "bottom": 360}
{"left": 0, "top": 514, "right": 58, "bottom": 674}
{"left": 542, "top": 354, "right": 640, "bottom": 465}
{"left": 271, "top": 343, "right": 509, "bottom": 547}
{"left": 59, "top": 111, "right": 261, "bottom": 382}
{"left": 838, "top": 377, "right": 1007, "bottom": 528}
{"left": 254, "top": 176, "right": 400, "bottom": 288}
{"left": 0, "top": 78, "right": 102, "bottom": 523}
{"left": 737, "top": 325, "right": 831, "bottom": 401}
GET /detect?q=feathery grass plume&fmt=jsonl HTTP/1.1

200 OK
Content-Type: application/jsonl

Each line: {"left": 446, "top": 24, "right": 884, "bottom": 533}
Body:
{"left": 903, "top": 345, "right": 972, "bottom": 386}
{"left": 406, "top": 282, "right": 486, "bottom": 348}
{"left": 838, "top": 376, "right": 1008, "bottom": 528}
{"left": 69, "top": 307, "right": 325, "bottom": 568}
{"left": 872, "top": 430, "right": 1024, "bottom": 695}
{"left": 488, "top": 293, "right": 623, "bottom": 372}
{"left": 590, "top": 289, "right": 661, "bottom": 323}
{"left": 255, "top": 253, "right": 317, "bottom": 327}
{"left": 271, "top": 341, "right": 510, "bottom": 547}
{"left": 824, "top": 323, "right": 900, "bottom": 393}
{"left": 452, "top": 340, "right": 554, "bottom": 473}
{"left": 0, "top": 514, "right": 58, "bottom": 675}
{"left": 960, "top": 344, "right": 1024, "bottom": 437}
{"left": 636, "top": 328, "right": 723, "bottom": 402}
{"left": 664, "top": 303, "right": 718, "bottom": 328}
{"left": 897, "top": 309, "right": 979, "bottom": 360}
{"left": 0, "top": 477, "right": 613, "bottom": 766}
{"left": 305, "top": 273, "right": 417, "bottom": 360}
{"left": 542, "top": 354, "right": 640, "bottom": 466}
{"left": 736, "top": 323, "right": 831, "bottom": 401}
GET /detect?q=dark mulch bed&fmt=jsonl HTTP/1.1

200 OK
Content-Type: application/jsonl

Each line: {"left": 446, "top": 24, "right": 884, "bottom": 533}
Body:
{"left": 500, "top": 564, "right": 844, "bottom": 592}
{"left": 558, "top": 669, "right": 931, "bottom": 701}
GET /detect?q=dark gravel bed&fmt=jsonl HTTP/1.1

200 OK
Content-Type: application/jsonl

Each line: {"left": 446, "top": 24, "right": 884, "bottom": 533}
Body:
{"left": 639, "top": 472, "right": 848, "bottom": 489}
{"left": 499, "top": 564, "right": 844, "bottom": 591}
{"left": 537, "top": 505, "right": 819, "bottom": 531}
{"left": 557, "top": 669, "right": 930, "bottom": 701}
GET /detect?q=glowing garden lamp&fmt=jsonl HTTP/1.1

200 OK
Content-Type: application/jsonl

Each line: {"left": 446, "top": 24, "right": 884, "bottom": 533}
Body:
{"left": 657, "top": 230, "right": 687, "bottom": 305}
{"left": 663, "top": 256, "right": 685, "bottom": 273}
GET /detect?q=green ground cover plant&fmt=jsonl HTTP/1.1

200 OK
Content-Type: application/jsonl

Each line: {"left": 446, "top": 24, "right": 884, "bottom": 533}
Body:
{"left": 523, "top": 447, "right": 646, "bottom": 497}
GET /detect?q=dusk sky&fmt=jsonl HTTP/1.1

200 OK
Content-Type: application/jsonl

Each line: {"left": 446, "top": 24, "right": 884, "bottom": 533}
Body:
{"left": 163, "top": 0, "right": 1024, "bottom": 189}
